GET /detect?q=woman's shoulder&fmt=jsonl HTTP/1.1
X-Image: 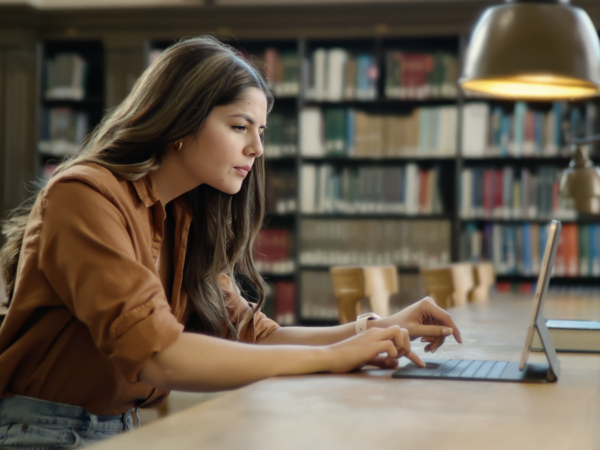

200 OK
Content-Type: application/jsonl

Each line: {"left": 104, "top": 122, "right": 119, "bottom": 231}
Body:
{"left": 48, "top": 162, "right": 122, "bottom": 192}
{"left": 42, "top": 162, "right": 135, "bottom": 204}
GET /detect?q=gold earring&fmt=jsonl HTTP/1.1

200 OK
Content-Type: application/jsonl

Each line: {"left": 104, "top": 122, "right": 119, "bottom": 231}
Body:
{"left": 174, "top": 141, "right": 183, "bottom": 151}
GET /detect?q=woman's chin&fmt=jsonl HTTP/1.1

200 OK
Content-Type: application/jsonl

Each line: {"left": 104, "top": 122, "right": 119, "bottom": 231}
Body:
{"left": 211, "top": 183, "right": 243, "bottom": 195}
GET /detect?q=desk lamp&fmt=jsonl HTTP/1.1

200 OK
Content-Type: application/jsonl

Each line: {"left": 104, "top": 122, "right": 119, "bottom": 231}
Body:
{"left": 459, "top": 0, "right": 600, "bottom": 213}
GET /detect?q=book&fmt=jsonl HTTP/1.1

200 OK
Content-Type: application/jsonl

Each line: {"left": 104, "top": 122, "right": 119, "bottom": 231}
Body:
{"left": 299, "top": 107, "right": 324, "bottom": 156}
{"left": 531, "top": 319, "right": 600, "bottom": 353}
{"left": 563, "top": 223, "right": 579, "bottom": 277}
{"left": 459, "top": 165, "right": 572, "bottom": 220}
{"left": 462, "top": 103, "right": 489, "bottom": 156}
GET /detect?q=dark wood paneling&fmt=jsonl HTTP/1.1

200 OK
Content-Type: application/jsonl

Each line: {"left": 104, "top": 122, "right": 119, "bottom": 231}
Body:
{"left": 0, "top": 10, "right": 37, "bottom": 236}
{"left": 0, "top": 46, "right": 37, "bottom": 227}
{"left": 34, "top": 2, "right": 497, "bottom": 40}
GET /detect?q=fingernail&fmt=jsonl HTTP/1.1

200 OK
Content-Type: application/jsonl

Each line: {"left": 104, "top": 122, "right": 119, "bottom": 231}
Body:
{"left": 442, "top": 328, "right": 453, "bottom": 336}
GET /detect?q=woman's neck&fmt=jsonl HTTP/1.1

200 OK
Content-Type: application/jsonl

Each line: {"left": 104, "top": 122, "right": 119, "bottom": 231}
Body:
{"left": 150, "top": 152, "right": 200, "bottom": 205}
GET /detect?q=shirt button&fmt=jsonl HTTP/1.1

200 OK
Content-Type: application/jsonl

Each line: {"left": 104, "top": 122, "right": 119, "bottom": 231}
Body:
{"left": 21, "top": 424, "right": 29, "bottom": 431}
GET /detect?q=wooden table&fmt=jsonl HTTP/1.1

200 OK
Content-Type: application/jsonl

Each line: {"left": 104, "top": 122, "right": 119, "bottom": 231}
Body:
{"left": 92, "top": 293, "right": 600, "bottom": 450}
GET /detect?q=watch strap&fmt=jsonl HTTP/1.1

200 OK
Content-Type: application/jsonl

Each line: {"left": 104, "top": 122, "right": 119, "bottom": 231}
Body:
{"left": 355, "top": 313, "right": 381, "bottom": 335}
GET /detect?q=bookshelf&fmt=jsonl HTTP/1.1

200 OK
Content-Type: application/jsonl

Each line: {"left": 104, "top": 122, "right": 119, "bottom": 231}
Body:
{"left": 36, "top": 40, "right": 105, "bottom": 181}
{"left": 291, "top": 36, "right": 462, "bottom": 323}
{"left": 458, "top": 97, "right": 600, "bottom": 292}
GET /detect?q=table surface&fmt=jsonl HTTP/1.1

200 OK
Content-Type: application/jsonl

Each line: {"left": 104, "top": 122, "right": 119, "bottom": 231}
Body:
{"left": 91, "top": 292, "right": 600, "bottom": 450}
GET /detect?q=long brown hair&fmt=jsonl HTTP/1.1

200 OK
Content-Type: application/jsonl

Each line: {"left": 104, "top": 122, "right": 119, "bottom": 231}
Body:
{"left": 1, "top": 36, "right": 273, "bottom": 339}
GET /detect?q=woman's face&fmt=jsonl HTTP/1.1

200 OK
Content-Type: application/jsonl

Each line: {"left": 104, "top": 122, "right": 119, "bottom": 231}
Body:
{"left": 179, "top": 87, "right": 267, "bottom": 195}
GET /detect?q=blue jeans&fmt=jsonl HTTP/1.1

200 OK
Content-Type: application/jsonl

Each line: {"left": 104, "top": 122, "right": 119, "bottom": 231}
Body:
{"left": 0, "top": 395, "right": 139, "bottom": 449}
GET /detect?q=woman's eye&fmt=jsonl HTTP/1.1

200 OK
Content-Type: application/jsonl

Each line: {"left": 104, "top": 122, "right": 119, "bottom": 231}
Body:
{"left": 233, "top": 126, "right": 247, "bottom": 131}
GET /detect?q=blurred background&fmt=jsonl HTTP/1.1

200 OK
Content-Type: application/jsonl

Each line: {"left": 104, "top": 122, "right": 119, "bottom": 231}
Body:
{"left": 3, "top": 0, "right": 600, "bottom": 324}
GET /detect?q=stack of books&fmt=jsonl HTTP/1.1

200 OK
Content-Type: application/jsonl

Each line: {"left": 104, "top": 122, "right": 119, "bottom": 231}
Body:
{"left": 303, "top": 48, "right": 378, "bottom": 101}
{"left": 384, "top": 50, "right": 459, "bottom": 100}
{"left": 300, "top": 163, "right": 444, "bottom": 215}
{"left": 462, "top": 222, "right": 600, "bottom": 277}
{"left": 459, "top": 166, "right": 575, "bottom": 220}
{"left": 299, "top": 106, "right": 457, "bottom": 158}
{"left": 462, "top": 102, "right": 585, "bottom": 157}
{"left": 300, "top": 219, "right": 450, "bottom": 268}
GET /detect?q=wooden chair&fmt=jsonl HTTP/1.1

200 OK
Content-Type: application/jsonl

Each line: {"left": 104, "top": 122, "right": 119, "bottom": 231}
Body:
{"left": 330, "top": 265, "right": 398, "bottom": 324}
{"left": 469, "top": 261, "right": 496, "bottom": 302}
{"left": 420, "top": 262, "right": 475, "bottom": 309}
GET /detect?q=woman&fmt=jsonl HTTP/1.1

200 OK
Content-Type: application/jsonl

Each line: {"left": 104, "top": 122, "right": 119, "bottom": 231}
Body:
{"left": 0, "top": 36, "right": 461, "bottom": 448}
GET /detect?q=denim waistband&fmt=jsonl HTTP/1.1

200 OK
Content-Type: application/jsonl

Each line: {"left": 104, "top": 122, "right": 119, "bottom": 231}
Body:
{"left": 0, "top": 395, "right": 139, "bottom": 434}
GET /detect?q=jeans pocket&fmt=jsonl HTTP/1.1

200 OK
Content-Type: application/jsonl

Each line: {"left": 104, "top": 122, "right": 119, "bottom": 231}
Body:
{"left": 0, "top": 423, "right": 80, "bottom": 448}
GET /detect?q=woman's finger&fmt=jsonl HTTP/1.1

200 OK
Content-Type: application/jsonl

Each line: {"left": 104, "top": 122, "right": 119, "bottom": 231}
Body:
{"left": 402, "top": 328, "right": 411, "bottom": 356}
{"left": 372, "top": 324, "right": 406, "bottom": 354}
{"left": 421, "top": 301, "right": 463, "bottom": 343}
{"left": 367, "top": 355, "right": 400, "bottom": 369}
{"left": 378, "top": 340, "right": 399, "bottom": 359}
{"left": 413, "top": 325, "right": 455, "bottom": 340}
{"left": 405, "top": 350, "right": 425, "bottom": 367}
{"left": 428, "top": 336, "right": 445, "bottom": 353}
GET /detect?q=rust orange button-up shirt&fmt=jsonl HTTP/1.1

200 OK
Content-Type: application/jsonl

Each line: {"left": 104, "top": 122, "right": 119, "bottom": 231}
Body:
{"left": 0, "top": 163, "right": 279, "bottom": 415}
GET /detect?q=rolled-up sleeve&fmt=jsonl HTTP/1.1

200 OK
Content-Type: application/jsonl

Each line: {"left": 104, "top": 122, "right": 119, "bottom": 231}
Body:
{"left": 38, "top": 180, "right": 183, "bottom": 383}
{"left": 224, "top": 292, "right": 280, "bottom": 343}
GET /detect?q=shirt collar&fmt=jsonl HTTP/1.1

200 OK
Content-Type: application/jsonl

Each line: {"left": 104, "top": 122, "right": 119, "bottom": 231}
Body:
{"left": 132, "top": 172, "right": 193, "bottom": 221}
{"left": 132, "top": 173, "right": 161, "bottom": 208}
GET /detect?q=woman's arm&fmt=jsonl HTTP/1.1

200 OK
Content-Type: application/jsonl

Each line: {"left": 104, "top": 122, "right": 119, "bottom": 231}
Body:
{"left": 139, "top": 325, "right": 421, "bottom": 392}
{"left": 259, "top": 297, "right": 462, "bottom": 353}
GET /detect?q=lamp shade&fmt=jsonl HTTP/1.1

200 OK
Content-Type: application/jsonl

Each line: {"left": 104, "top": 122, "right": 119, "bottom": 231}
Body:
{"left": 460, "top": 1, "right": 600, "bottom": 100}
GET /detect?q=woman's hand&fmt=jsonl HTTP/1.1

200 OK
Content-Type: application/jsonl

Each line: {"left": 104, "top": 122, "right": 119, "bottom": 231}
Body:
{"left": 323, "top": 325, "right": 425, "bottom": 373}
{"left": 374, "top": 297, "right": 463, "bottom": 354}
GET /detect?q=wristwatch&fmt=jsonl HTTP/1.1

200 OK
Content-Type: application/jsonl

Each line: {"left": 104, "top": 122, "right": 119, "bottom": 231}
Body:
{"left": 355, "top": 312, "right": 381, "bottom": 335}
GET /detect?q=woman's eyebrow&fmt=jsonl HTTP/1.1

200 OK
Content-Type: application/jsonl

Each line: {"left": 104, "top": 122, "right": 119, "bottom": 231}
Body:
{"left": 229, "top": 113, "right": 266, "bottom": 127}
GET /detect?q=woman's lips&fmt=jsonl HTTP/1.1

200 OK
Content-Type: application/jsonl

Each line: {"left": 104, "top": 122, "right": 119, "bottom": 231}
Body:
{"left": 235, "top": 165, "right": 252, "bottom": 177}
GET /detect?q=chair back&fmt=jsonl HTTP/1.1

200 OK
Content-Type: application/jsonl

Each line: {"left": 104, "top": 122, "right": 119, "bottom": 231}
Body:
{"left": 469, "top": 261, "right": 496, "bottom": 302}
{"left": 419, "top": 266, "right": 455, "bottom": 309}
{"left": 330, "top": 265, "right": 398, "bottom": 324}
{"left": 420, "top": 262, "right": 475, "bottom": 308}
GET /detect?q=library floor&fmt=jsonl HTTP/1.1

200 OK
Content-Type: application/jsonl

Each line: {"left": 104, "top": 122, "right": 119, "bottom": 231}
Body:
{"left": 138, "top": 392, "right": 226, "bottom": 426}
